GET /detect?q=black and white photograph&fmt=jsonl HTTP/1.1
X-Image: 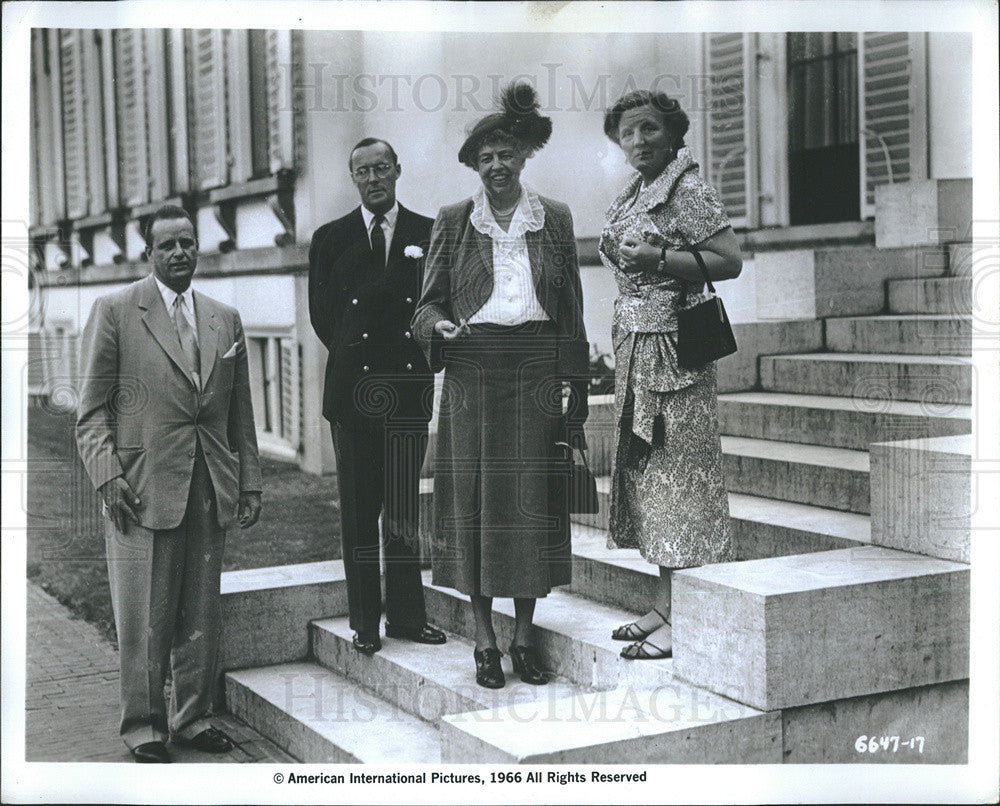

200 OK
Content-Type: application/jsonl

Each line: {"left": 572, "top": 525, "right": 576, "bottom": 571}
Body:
{"left": 2, "top": 1, "right": 998, "bottom": 803}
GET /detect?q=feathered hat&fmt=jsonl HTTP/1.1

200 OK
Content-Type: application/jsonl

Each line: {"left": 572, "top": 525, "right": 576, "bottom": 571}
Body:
{"left": 458, "top": 82, "right": 553, "bottom": 167}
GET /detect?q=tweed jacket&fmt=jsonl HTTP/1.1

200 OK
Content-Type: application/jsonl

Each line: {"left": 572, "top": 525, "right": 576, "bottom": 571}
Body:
{"left": 412, "top": 193, "right": 589, "bottom": 384}
{"left": 308, "top": 204, "right": 434, "bottom": 427}
{"left": 76, "top": 274, "right": 262, "bottom": 531}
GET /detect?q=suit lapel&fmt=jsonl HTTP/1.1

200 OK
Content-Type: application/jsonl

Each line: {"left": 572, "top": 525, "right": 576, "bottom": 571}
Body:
{"left": 138, "top": 275, "right": 195, "bottom": 385}
{"left": 386, "top": 205, "right": 409, "bottom": 269}
{"left": 194, "top": 291, "right": 221, "bottom": 390}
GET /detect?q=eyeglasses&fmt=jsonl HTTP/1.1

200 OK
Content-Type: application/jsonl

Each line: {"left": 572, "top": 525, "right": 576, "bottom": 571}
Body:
{"left": 351, "top": 163, "right": 395, "bottom": 180}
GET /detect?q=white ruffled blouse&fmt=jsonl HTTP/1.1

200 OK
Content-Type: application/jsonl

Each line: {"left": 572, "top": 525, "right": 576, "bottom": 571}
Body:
{"left": 467, "top": 183, "right": 550, "bottom": 326}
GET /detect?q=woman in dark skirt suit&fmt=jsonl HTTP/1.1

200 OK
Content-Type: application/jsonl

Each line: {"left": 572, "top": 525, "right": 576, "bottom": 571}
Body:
{"left": 412, "top": 84, "right": 589, "bottom": 689}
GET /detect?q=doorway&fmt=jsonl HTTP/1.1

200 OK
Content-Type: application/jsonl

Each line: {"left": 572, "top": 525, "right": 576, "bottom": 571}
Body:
{"left": 787, "top": 33, "right": 860, "bottom": 225}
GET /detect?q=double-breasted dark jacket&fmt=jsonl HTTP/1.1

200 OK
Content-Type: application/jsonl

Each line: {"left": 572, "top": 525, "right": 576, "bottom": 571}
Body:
{"left": 308, "top": 204, "right": 434, "bottom": 428}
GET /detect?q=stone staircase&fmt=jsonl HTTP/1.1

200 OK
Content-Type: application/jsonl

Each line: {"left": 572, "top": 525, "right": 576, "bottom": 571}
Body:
{"left": 217, "top": 198, "right": 973, "bottom": 764}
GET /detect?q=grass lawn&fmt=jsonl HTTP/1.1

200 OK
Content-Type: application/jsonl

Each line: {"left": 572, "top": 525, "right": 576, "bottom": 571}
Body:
{"left": 26, "top": 405, "right": 342, "bottom": 644}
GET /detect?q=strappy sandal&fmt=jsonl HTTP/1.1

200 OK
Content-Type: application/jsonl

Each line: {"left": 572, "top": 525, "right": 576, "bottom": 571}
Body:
{"left": 611, "top": 607, "right": 668, "bottom": 642}
{"left": 620, "top": 638, "right": 672, "bottom": 660}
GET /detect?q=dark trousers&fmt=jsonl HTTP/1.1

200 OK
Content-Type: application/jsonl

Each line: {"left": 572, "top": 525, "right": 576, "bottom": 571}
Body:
{"left": 331, "top": 421, "right": 429, "bottom": 635}
{"left": 104, "top": 448, "right": 225, "bottom": 749}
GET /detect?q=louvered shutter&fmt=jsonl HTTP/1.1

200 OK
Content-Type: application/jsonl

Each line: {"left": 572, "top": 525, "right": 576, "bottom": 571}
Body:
{"left": 279, "top": 338, "right": 301, "bottom": 449}
{"left": 144, "top": 30, "right": 171, "bottom": 203}
{"left": 705, "top": 33, "right": 758, "bottom": 228}
{"left": 100, "top": 29, "right": 120, "bottom": 209}
{"left": 115, "top": 30, "right": 149, "bottom": 206}
{"left": 81, "top": 31, "right": 107, "bottom": 215}
{"left": 59, "top": 30, "right": 88, "bottom": 219}
{"left": 188, "top": 29, "right": 228, "bottom": 191}
{"left": 266, "top": 30, "right": 294, "bottom": 171}
{"left": 859, "top": 32, "right": 928, "bottom": 217}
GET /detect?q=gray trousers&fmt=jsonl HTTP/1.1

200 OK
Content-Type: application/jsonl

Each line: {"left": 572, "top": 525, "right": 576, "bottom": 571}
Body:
{"left": 104, "top": 450, "right": 226, "bottom": 749}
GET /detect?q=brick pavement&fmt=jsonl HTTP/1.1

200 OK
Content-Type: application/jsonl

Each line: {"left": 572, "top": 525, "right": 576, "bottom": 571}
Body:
{"left": 25, "top": 581, "right": 293, "bottom": 763}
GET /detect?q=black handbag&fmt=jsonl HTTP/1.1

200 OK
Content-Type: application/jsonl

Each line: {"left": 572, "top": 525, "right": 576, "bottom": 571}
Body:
{"left": 675, "top": 246, "right": 737, "bottom": 370}
{"left": 554, "top": 441, "right": 600, "bottom": 514}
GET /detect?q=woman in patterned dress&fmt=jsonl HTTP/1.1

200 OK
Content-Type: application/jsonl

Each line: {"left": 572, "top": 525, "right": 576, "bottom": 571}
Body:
{"left": 599, "top": 90, "right": 743, "bottom": 660}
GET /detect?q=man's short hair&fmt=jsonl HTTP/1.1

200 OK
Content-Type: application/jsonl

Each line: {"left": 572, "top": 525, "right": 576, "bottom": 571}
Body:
{"left": 144, "top": 204, "right": 197, "bottom": 248}
{"left": 348, "top": 138, "right": 399, "bottom": 171}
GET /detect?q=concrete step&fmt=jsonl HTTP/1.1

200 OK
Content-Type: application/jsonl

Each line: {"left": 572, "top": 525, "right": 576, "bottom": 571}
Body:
{"left": 718, "top": 391, "right": 971, "bottom": 451}
{"left": 310, "top": 617, "right": 589, "bottom": 722}
{"left": 887, "top": 276, "right": 972, "bottom": 315}
{"left": 824, "top": 314, "right": 972, "bottom": 356}
{"left": 570, "top": 500, "right": 870, "bottom": 613}
{"left": 760, "top": 353, "right": 972, "bottom": 405}
{"left": 440, "top": 684, "right": 781, "bottom": 764}
{"left": 420, "top": 574, "right": 676, "bottom": 692}
{"left": 721, "top": 435, "right": 871, "bottom": 514}
{"left": 672, "top": 546, "right": 970, "bottom": 711}
{"left": 225, "top": 661, "right": 441, "bottom": 763}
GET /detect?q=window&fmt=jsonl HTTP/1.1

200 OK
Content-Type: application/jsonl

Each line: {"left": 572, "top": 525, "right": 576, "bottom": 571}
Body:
{"left": 247, "top": 333, "right": 302, "bottom": 458}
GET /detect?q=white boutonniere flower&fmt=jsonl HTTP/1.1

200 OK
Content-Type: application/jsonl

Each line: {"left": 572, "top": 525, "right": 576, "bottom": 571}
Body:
{"left": 404, "top": 245, "right": 424, "bottom": 259}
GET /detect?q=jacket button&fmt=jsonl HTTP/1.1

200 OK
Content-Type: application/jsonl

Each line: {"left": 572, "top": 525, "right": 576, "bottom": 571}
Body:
{"left": 406, "top": 363, "right": 413, "bottom": 371}
{"left": 352, "top": 298, "right": 358, "bottom": 305}
{"left": 363, "top": 365, "right": 370, "bottom": 373}
{"left": 362, "top": 332, "right": 368, "bottom": 339}
{"left": 406, "top": 297, "right": 413, "bottom": 304}
{"left": 188, "top": 449, "right": 195, "bottom": 458}
{"left": 404, "top": 331, "right": 412, "bottom": 338}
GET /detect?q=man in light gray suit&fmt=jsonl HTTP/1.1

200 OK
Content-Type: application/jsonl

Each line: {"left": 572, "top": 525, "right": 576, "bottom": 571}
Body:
{"left": 76, "top": 204, "right": 262, "bottom": 763}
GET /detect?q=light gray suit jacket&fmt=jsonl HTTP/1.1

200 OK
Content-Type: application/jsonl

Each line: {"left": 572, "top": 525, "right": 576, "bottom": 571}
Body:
{"left": 76, "top": 274, "right": 262, "bottom": 530}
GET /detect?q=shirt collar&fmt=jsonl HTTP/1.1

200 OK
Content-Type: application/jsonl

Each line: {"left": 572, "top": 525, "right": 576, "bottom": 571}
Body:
{"left": 361, "top": 201, "right": 398, "bottom": 232}
{"left": 469, "top": 183, "right": 545, "bottom": 239}
{"left": 154, "top": 274, "right": 194, "bottom": 313}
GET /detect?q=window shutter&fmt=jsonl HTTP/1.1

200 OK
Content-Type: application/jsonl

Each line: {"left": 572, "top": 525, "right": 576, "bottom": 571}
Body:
{"left": 279, "top": 338, "right": 302, "bottom": 449}
{"left": 705, "top": 33, "right": 757, "bottom": 228}
{"left": 266, "top": 30, "right": 294, "bottom": 172}
{"left": 859, "top": 32, "right": 928, "bottom": 217}
{"left": 188, "top": 29, "right": 228, "bottom": 191}
{"left": 143, "top": 29, "right": 171, "bottom": 203}
{"left": 81, "top": 31, "right": 107, "bottom": 215}
{"left": 114, "top": 30, "right": 149, "bottom": 206}
{"left": 59, "top": 30, "right": 88, "bottom": 219}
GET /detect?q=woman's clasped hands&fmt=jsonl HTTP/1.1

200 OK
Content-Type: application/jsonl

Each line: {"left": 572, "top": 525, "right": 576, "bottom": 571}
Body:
{"left": 618, "top": 236, "right": 662, "bottom": 274}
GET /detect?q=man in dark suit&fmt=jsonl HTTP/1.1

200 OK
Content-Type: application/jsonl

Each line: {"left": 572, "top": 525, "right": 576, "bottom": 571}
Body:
{"left": 76, "top": 205, "right": 262, "bottom": 762}
{"left": 308, "top": 138, "right": 445, "bottom": 655}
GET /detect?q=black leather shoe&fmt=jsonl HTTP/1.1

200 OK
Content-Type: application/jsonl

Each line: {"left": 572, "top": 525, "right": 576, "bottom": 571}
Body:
{"left": 474, "top": 647, "right": 505, "bottom": 689}
{"left": 131, "top": 741, "right": 171, "bottom": 763}
{"left": 509, "top": 645, "right": 549, "bottom": 685}
{"left": 385, "top": 622, "right": 447, "bottom": 644}
{"left": 172, "top": 726, "right": 233, "bottom": 753}
{"left": 352, "top": 632, "right": 382, "bottom": 655}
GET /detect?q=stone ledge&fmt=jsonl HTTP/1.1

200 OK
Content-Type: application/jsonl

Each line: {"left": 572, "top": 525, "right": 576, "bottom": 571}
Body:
{"left": 672, "top": 546, "right": 970, "bottom": 711}
{"left": 219, "top": 561, "right": 348, "bottom": 671}
{"left": 870, "top": 434, "right": 972, "bottom": 563}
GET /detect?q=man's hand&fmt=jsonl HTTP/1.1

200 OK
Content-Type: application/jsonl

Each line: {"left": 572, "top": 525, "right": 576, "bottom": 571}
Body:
{"left": 238, "top": 491, "right": 262, "bottom": 529}
{"left": 619, "top": 237, "right": 661, "bottom": 274}
{"left": 98, "top": 477, "right": 142, "bottom": 532}
{"left": 435, "top": 318, "right": 470, "bottom": 340}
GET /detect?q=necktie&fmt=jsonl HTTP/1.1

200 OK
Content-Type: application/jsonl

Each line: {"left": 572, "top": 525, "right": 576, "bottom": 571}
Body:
{"left": 370, "top": 214, "right": 386, "bottom": 269}
{"left": 172, "top": 294, "right": 201, "bottom": 388}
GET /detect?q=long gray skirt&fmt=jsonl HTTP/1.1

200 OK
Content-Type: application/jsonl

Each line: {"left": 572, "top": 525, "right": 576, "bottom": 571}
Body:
{"left": 431, "top": 322, "right": 571, "bottom": 598}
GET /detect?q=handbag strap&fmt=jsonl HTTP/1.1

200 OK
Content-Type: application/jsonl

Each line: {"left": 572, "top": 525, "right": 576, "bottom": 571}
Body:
{"left": 686, "top": 247, "right": 717, "bottom": 295}
{"left": 657, "top": 164, "right": 718, "bottom": 296}
{"left": 554, "top": 441, "right": 591, "bottom": 471}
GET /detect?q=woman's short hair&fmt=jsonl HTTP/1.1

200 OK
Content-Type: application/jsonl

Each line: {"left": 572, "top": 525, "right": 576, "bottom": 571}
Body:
{"left": 603, "top": 90, "right": 690, "bottom": 146}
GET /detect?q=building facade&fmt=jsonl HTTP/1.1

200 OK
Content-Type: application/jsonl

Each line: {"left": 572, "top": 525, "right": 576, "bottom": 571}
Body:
{"left": 29, "top": 29, "right": 972, "bottom": 473}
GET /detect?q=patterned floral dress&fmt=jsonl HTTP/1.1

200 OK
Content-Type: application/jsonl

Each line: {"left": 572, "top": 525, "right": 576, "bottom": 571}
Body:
{"left": 599, "top": 148, "right": 734, "bottom": 568}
